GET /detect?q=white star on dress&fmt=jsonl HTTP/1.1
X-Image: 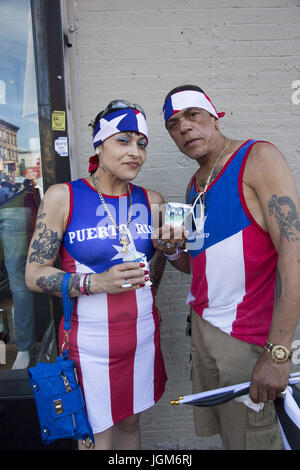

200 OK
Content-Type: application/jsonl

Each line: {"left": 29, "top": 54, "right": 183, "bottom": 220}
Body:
{"left": 110, "top": 230, "right": 145, "bottom": 261}
{"left": 110, "top": 244, "right": 125, "bottom": 260}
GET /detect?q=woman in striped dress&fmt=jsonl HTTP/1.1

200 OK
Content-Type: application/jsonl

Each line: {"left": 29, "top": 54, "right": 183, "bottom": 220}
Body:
{"left": 25, "top": 100, "right": 168, "bottom": 450}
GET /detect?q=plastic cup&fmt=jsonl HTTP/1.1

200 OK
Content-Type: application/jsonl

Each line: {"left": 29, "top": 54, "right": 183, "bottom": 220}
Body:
{"left": 165, "top": 202, "right": 192, "bottom": 227}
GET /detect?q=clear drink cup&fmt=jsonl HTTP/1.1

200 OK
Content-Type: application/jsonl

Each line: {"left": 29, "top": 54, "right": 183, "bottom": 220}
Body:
{"left": 165, "top": 202, "right": 192, "bottom": 227}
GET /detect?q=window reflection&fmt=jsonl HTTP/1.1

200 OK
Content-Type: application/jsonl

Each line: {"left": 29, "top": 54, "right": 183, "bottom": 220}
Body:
{"left": 0, "top": 0, "right": 44, "bottom": 370}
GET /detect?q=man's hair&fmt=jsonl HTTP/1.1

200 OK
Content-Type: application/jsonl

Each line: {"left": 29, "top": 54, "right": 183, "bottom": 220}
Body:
{"left": 164, "top": 84, "right": 205, "bottom": 104}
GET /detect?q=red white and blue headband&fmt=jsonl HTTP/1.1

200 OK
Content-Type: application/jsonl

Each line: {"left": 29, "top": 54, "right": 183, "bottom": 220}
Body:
{"left": 163, "top": 90, "right": 225, "bottom": 124}
{"left": 92, "top": 108, "right": 148, "bottom": 149}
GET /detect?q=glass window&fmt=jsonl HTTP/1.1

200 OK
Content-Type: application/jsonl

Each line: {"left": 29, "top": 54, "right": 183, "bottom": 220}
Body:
{"left": 0, "top": 0, "right": 47, "bottom": 370}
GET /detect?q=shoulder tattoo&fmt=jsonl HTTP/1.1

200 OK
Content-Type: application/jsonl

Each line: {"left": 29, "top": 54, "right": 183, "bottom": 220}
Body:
{"left": 268, "top": 194, "right": 300, "bottom": 242}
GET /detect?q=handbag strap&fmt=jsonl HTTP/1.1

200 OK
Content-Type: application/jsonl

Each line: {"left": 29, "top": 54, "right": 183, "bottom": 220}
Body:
{"left": 61, "top": 272, "right": 75, "bottom": 357}
{"left": 62, "top": 272, "right": 75, "bottom": 331}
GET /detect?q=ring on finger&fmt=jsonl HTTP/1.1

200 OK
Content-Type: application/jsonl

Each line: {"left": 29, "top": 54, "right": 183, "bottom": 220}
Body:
{"left": 280, "top": 390, "right": 286, "bottom": 399}
{"left": 166, "top": 242, "right": 176, "bottom": 249}
{"left": 158, "top": 240, "right": 166, "bottom": 246}
{"left": 121, "top": 278, "right": 132, "bottom": 288}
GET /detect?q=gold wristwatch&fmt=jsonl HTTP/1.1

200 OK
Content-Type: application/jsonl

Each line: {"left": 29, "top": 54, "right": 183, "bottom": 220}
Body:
{"left": 264, "top": 340, "right": 292, "bottom": 363}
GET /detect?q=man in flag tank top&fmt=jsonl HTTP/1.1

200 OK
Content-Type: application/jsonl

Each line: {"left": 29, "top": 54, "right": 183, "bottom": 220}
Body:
{"left": 153, "top": 85, "right": 300, "bottom": 449}
{"left": 25, "top": 100, "right": 167, "bottom": 450}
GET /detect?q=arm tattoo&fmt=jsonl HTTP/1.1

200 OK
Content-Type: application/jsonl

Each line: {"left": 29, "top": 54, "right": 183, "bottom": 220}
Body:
{"left": 36, "top": 272, "right": 64, "bottom": 294}
{"left": 29, "top": 222, "right": 61, "bottom": 264}
{"left": 268, "top": 194, "right": 300, "bottom": 242}
{"left": 36, "top": 200, "right": 46, "bottom": 221}
{"left": 151, "top": 251, "right": 167, "bottom": 293}
{"left": 36, "top": 272, "right": 81, "bottom": 296}
{"left": 274, "top": 268, "right": 282, "bottom": 309}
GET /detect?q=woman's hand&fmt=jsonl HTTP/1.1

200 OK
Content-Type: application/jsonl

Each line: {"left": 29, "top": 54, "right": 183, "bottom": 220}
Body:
{"left": 92, "top": 262, "right": 148, "bottom": 294}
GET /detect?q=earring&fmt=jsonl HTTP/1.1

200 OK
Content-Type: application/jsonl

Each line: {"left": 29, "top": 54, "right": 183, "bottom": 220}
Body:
{"left": 95, "top": 148, "right": 100, "bottom": 155}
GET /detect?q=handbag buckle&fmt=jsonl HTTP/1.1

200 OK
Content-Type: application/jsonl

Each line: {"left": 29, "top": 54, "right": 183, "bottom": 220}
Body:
{"left": 61, "top": 330, "right": 70, "bottom": 356}
{"left": 53, "top": 399, "right": 64, "bottom": 415}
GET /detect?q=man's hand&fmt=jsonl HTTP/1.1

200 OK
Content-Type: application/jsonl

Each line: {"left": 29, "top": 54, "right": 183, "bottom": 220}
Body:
{"left": 152, "top": 223, "right": 189, "bottom": 255}
{"left": 249, "top": 350, "right": 290, "bottom": 403}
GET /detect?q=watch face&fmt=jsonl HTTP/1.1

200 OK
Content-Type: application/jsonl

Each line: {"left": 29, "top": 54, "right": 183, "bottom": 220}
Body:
{"left": 272, "top": 345, "right": 288, "bottom": 362}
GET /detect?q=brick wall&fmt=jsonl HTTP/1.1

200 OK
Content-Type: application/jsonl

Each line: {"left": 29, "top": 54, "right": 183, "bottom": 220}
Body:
{"left": 65, "top": 0, "right": 300, "bottom": 449}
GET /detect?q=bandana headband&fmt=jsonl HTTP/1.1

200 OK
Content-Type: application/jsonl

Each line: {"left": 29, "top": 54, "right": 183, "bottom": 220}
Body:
{"left": 163, "top": 90, "right": 225, "bottom": 123}
{"left": 92, "top": 108, "right": 148, "bottom": 149}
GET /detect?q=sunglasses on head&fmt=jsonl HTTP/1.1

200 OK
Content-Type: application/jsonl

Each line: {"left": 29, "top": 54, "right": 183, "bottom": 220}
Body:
{"left": 98, "top": 99, "right": 146, "bottom": 120}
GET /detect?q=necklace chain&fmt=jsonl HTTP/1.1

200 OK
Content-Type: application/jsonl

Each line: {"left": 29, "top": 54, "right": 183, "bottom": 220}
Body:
{"left": 199, "top": 138, "right": 231, "bottom": 213}
{"left": 91, "top": 175, "right": 132, "bottom": 253}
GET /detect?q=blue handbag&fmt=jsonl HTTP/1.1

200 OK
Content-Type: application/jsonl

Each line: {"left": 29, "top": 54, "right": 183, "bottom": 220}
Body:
{"left": 28, "top": 273, "right": 95, "bottom": 448}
